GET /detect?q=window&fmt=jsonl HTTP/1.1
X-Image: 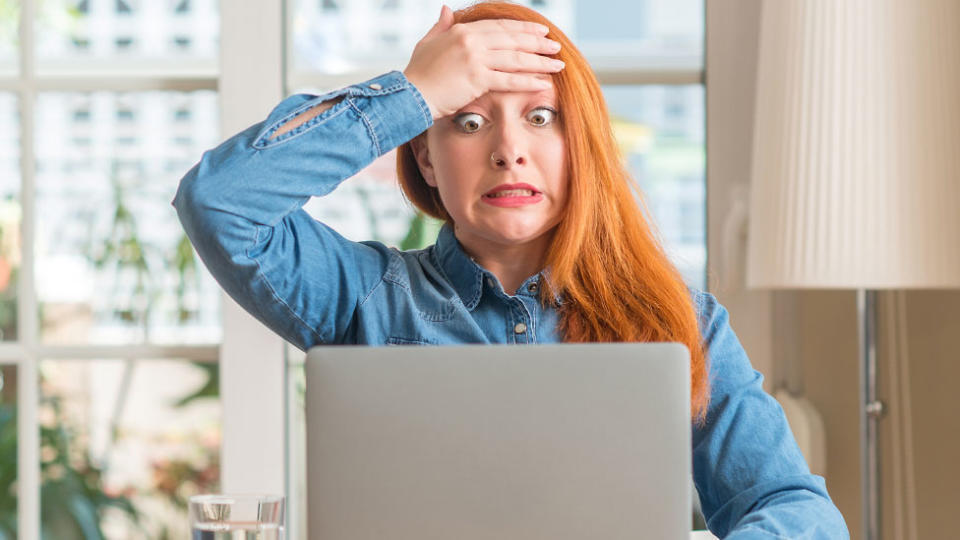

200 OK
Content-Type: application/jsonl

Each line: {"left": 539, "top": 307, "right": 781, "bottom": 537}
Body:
{"left": 36, "top": 0, "right": 219, "bottom": 70}
{"left": 2, "top": 1, "right": 223, "bottom": 537}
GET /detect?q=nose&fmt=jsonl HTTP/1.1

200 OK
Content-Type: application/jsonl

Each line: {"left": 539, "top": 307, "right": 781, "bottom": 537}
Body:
{"left": 489, "top": 122, "right": 527, "bottom": 169}
{"left": 491, "top": 152, "right": 525, "bottom": 168}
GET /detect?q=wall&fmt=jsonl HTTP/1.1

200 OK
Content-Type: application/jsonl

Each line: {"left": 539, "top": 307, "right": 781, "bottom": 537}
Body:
{"left": 893, "top": 291, "right": 959, "bottom": 539}
{"left": 796, "top": 290, "right": 960, "bottom": 539}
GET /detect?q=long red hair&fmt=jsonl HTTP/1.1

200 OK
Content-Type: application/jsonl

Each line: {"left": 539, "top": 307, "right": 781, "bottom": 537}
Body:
{"left": 396, "top": 1, "right": 709, "bottom": 422}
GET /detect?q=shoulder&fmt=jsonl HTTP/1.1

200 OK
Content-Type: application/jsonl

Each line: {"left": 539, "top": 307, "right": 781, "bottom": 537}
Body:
{"left": 686, "top": 287, "right": 757, "bottom": 388}
{"left": 361, "top": 242, "right": 460, "bottom": 300}
{"left": 686, "top": 287, "right": 729, "bottom": 342}
{"left": 375, "top": 244, "right": 433, "bottom": 285}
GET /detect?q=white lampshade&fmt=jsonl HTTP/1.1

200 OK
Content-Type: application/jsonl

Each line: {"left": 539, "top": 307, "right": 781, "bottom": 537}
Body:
{"left": 746, "top": 0, "right": 960, "bottom": 289}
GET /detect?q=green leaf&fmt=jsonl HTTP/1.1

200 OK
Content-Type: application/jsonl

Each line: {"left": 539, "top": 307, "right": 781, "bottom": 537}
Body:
{"left": 67, "top": 493, "right": 104, "bottom": 540}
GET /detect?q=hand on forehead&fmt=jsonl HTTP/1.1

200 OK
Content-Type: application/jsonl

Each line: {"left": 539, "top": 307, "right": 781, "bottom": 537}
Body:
{"left": 403, "top": 6, "right": 564, "bottom": 119}
{"left": 458, "top": 76, "right": 557, "bottom": 111}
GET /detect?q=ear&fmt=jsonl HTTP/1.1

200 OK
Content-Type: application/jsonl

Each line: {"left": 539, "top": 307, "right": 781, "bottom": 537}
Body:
{"left": 409, "top": 134, "right": 438, "bottom": 187}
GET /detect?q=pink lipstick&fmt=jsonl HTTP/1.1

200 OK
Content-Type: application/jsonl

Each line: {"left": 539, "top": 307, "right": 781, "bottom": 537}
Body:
{"left": 482, "top": 183, "right": 543, "bottom": 207}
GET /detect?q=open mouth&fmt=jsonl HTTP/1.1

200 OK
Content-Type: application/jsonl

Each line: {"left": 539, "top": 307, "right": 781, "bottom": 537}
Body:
{"left": 481, "top": 184, "right": 544, "bottom": 207}
{"left": 484, "top": 189, "right": 539, "bottom": 198}
{"left": 483, "top": 183, "right": 542, "bottom": 198}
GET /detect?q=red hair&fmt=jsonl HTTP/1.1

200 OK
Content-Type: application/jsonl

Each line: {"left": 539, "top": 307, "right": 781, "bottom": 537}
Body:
{"left": 396, "top": 1, "right": 709, "bottom": 422}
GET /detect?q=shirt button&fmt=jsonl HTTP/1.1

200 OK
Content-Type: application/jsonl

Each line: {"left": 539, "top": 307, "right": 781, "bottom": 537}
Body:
{"left": 527, "top": 282, "right": 538, "bottom": 293}
{"left": 368, "top": 83, "right": 382, "bottom": 90}
{"left": 514, "top": 322, "right": 527, "bottom": 334}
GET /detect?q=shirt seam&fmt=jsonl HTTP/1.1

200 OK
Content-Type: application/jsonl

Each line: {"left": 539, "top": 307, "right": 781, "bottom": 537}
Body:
{"left": 254, "top": 95, "right": 352, "bottom": 148}
{"left": 430, "top": 245, "right": 481, "bottom": 310}
{"left": 347, "top": 97, "right": 382, "bottom": 156}
{"left": 359, "top": 262, "right": 388, "bottom": 306}
{"left": 732, "top": 524, "right": 793, "bottom": 539}
{"left": 404, "top": 82, "right": 433, "bottom": 129}
{"left": 246, "top": 223, "right": 326, "bottom": 345}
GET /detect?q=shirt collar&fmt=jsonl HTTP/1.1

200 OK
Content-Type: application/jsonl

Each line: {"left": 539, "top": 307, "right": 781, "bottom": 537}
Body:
{"left": 433, "top": 223, "right": 565, "bottom": 309}
{"left": 434, "top": 223, "right": 485, "bottom": 310}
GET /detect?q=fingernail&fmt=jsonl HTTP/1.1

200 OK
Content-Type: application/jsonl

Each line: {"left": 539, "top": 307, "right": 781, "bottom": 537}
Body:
{"left": 553, "top": 59, "right": 565, "bottom": 69}
{"left": 549, "top": 40, "right": 561, "bottom": 51}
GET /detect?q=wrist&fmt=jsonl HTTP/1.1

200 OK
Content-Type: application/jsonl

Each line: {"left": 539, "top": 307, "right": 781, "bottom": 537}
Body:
{"left": 402, "top": 70, "right": 439, "bottom": 119}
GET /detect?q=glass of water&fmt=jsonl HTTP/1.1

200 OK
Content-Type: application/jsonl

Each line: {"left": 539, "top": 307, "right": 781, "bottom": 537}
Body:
{"left": 189, "top": 494, "right": 285, "bottom": 540}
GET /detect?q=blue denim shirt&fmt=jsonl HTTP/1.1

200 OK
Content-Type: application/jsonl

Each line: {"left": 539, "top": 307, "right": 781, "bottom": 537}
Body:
{"left": 173, "top": 71, "right": 849, "bottom": 539}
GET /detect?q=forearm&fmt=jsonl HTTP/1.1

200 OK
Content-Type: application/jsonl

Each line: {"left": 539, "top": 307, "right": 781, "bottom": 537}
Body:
{"left": 692, "top": 291, "right": 849, "bottom": 539}
{"left": 268, "top": 96, "right": 343, "bottom": 140}
{"left": 170, "top": 71, "right": 432, "bottom": 348}
{"left": 723, "top": 481, "right": 847, "bottom": 539}
{"left": 173, "top": 71, "right": 432, "bottom": 231}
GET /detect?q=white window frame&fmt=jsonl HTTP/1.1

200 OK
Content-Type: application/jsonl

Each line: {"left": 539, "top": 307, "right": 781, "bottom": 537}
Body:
{"left": 217, "top": 0, "right": 287, "bottom": 500}
{"left": 5, "top": 2, "right": 224, "bottom": 539}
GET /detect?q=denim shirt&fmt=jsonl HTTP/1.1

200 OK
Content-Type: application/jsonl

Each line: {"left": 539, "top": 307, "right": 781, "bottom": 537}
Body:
{"left": 173, "top": 71, "right": 849, "bottom": 539}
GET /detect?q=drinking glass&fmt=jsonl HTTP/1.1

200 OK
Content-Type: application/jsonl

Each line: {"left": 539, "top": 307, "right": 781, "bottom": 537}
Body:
{"left": 189, "top": 494, "right": 285, "bottom": 540}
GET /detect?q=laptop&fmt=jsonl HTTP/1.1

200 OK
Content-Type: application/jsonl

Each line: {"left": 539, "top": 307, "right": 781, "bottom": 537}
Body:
{"left": 305, "top": 342, "right": 691, "bottom": 539}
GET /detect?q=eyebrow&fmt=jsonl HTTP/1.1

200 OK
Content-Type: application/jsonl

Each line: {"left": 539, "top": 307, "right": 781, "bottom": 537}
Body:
{"left": 457, "top": 91, "right": 559, "bottom": 114}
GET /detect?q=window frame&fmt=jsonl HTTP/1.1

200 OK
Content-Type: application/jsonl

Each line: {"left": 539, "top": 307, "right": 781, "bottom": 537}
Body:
{"left": 6, "top": 2, "right": 221, "bottom": 538}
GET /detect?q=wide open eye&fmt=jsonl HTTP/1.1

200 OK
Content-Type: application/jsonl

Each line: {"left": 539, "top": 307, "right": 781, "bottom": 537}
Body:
{"left": 453, "top": 113, "right": 486, "bottom": 133}
{"left": 526, "top": 107, "right": 557, "bottom": 127}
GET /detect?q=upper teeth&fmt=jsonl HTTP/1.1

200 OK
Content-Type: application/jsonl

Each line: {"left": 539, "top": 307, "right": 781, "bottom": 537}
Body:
{"left": 489, "top": 189, "right": 535, "bottom": 198}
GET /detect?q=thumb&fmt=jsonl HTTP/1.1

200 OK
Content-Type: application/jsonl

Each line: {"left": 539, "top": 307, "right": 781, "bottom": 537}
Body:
{"left": 424, "top": 5, "right": 454, "bottom": 38}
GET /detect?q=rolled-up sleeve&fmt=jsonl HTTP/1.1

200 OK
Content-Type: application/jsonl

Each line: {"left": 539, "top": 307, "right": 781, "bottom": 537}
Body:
{"left": 691, "top": 291, "right": 849, "bottom": 539}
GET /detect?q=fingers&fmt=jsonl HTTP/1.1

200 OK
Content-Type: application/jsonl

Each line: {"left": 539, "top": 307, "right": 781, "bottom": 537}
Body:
{"left": 486, "top": 50, "right": 565, "bottom": 73}
{"left": 486, "top": 72, "right": 554, "bottom": 93}
{"left": 438, "top": 5, "right": 454, "bottom": 30}
{"left": 484, "top": 32, "right": 561, "bottom": 55}
{"left": 464, "top": 18, "right": 551, "bottom": 36}
{"left": 423, "top": 4, "right": 454, "bottom": 39}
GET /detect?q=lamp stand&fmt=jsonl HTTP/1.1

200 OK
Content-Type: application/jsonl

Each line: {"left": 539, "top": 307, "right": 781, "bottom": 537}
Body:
{"left": 857, "top": 289, "right": 884, "bottom": 540}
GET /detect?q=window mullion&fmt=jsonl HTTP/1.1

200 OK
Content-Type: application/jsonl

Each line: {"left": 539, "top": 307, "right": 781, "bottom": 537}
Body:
{"left": 219, "top": 0, "right": 287, "bottom": 500}
{"left": 31, "top": 75, "right": 218, "bottom": 92}
{"left": 17, "top": 0, "right": 39, "bottom": 537}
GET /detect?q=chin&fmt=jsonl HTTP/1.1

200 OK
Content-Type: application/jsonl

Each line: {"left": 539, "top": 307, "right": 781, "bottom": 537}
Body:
{"left": 482, "top": 222, "right": 555, "bottom": 246}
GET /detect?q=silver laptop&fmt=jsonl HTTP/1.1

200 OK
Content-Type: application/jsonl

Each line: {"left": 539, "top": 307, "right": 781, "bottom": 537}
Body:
{"left": 305, "top": 343, "right": 691, "bottom": 539}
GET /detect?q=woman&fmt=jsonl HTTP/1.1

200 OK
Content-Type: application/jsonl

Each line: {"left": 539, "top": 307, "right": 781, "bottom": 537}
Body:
{"left": 174, "top": 2, "right": 848, "bottom": 537}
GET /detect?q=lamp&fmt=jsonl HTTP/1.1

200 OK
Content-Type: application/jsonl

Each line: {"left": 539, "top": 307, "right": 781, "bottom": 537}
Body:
{"left": 746, "top": 1, "right": 960, "bottom": 539}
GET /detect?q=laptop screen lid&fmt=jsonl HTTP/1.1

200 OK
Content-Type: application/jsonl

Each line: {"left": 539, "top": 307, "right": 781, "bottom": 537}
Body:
{"left": 305, "top": 342, "right": 691, "bottom": 539}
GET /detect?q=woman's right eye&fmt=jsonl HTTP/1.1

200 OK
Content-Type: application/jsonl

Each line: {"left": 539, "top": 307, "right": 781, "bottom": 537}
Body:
{"left": 453, "top": 113, "right": 485, "bottom": 133}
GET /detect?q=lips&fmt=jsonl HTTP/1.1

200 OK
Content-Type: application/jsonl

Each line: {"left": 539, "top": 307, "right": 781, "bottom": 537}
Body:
{"left": 481, "top": 183, "right": 544, "bottom": 207}
{"left": 483, "top": 183, "right": 542, "bottom": 198}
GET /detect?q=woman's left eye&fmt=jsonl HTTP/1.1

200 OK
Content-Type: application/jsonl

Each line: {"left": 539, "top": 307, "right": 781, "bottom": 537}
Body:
{"left": 527, "top": 107, "right": 557, "bottom": 127}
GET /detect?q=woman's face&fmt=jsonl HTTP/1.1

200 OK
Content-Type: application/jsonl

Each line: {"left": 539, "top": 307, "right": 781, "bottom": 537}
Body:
{"left": 415, "top": 80, "right": 568, "bottom": 252}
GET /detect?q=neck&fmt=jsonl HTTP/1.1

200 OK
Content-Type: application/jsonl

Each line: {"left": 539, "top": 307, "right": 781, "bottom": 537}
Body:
{"left": 454, "top": 228, "right": 552, "bottom": 295}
